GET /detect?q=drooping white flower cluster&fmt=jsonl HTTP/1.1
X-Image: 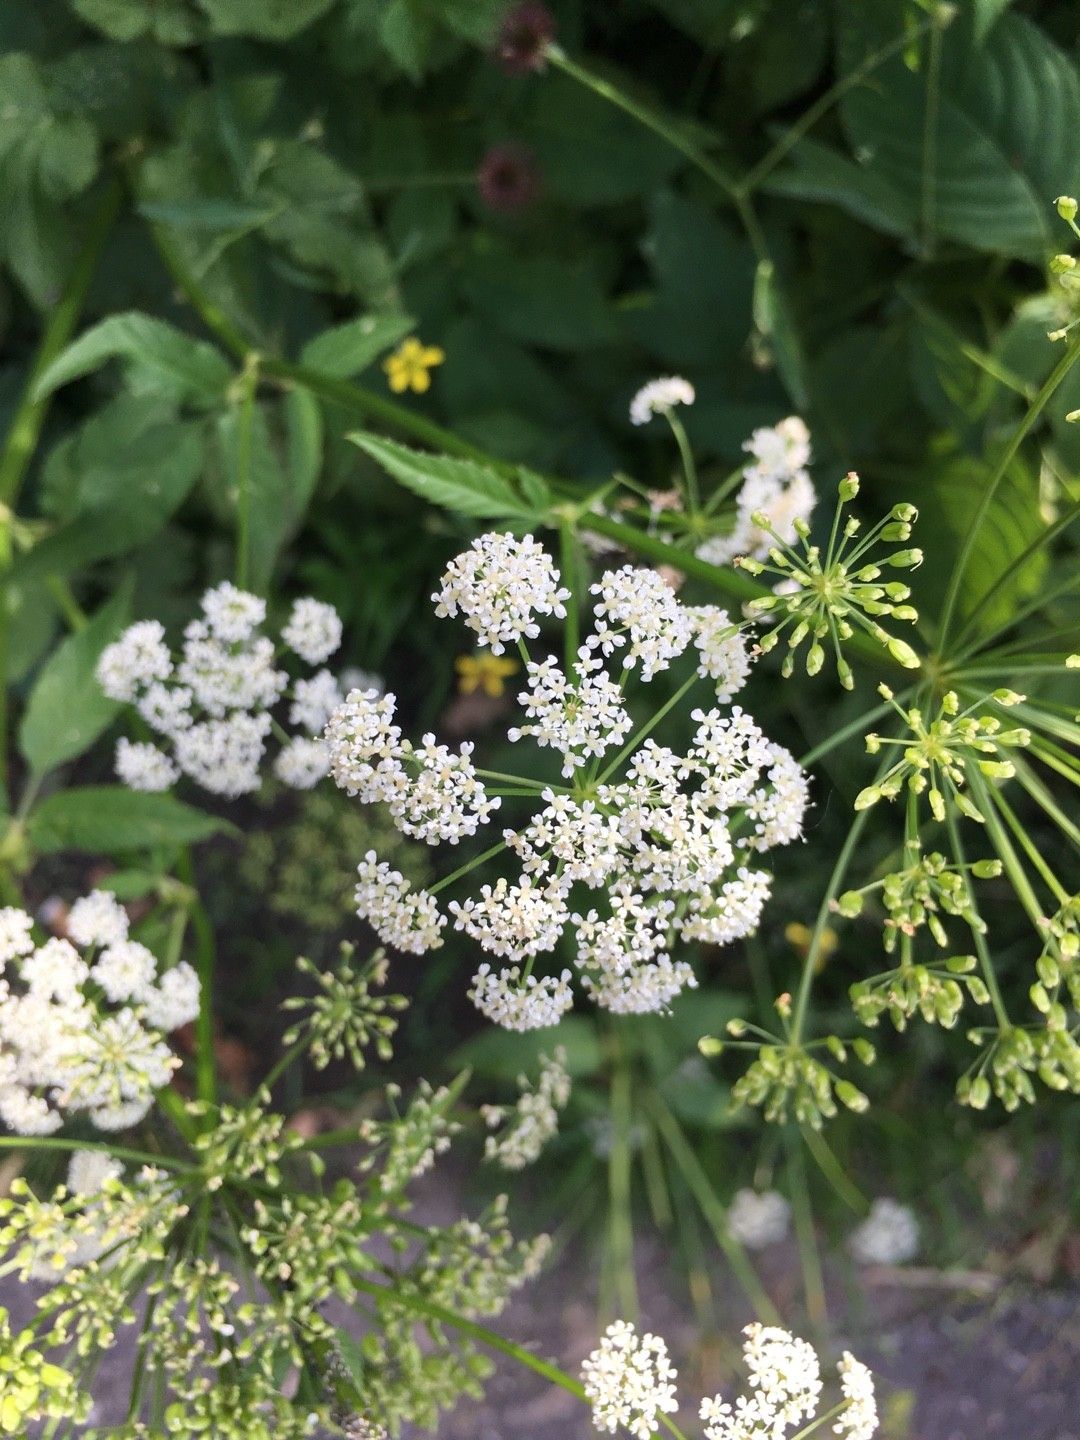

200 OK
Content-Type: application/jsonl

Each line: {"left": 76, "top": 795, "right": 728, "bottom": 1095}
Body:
{"left": 849, "top": 1197, "right": 919, "bottom": 1266}
{"left": 581, "top": 1320, "right": 679, "bottom": 1440}
{"left": 629, "top": 376, "right": 696, "bottom": 427}
{"left": 726, "top": 1187, "right": 792, "bottom": 1250}
{"left": 698, "top": 417, "right": 816, "bottom": 567}
{"left": 0, "top": 892, "right": 198, "bottom": 1135}
{"left": 481, "top": 1047, "right": 571, "bottom": 1170}
{"left": 97, "top": 584, "right": 347, "bottom": 797}
{"left": 328, "top": 534, "right": 807, "bottom": 1032}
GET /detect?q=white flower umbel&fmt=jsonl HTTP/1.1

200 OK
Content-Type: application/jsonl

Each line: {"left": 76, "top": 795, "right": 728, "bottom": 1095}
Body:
{"left": 581, "top": 1320, "right": 679, "bottom": 1440}
{"left": 355, "top": 852, "right": 446, "bottom": 955}
{"left": 97, "top": 582, "right": 347, "bottom": 798}
{"left": 433, "top": 531, "right": 570, "bottom": 654}
{"left": 849, "top": 1198, "right": 919, "bottom": 1266}
{"left": 726, "top": 1188, "right": 791, "bottom": 1250}
{"left": 697, "top": 416, "right": 816, "bottom": 568}
{"left": 327, "top": 538, "right": 808, "bottom": 1030}
{"left": 0, "top": 896, "right": 198, "bottom": 1135}
{"left": 835, "top": 1353, "right": 879, "bottom": 1440}
{"left": 629, "top": 376, "right": 695, "bottom": 426}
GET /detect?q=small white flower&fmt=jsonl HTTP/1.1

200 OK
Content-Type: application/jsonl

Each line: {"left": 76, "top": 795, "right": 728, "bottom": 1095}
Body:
{"left": 174, "top": 712, "right": 271, "bottom": 797}
{"left": 835, "top": 1352, "right": 878, "bottom": 1440}
{"left": 97, "top": 620, "right": 172, "bottom": 702}
{"left": 290, "top": 669, "right": 343, "bottom": 734}
{"left": 588, "top": 566, "right": 694, "bottom": 680}
{"left": 274, "top": 737, "right": 331, "bottom": 790}
{"left": 850, "top": 1198, "right": 919, "bottom": 1266}
{"left": 481, "top": 1048, "right": 570, "bottom": 1170}
{"left": 354, "top": 852, "right": 445, "bottom": 955}
{"left": 282, "top": 597, "right": 343, "bottom": 665}
{"left": 199, "top": 581, "right": 266, "bottom": 642}
{"left": 433, "top": 532, "right": 569, "bottom": 654}
{"left": 92, "top": 941, "right": 158, "bottom": 1005}
{"left": 66, "top": 1148, "right": 123, "bottom": 1196}
{"left": 468, "top": 964, "right": 574, "bottom": 1031}
{"left": 0, "top": 907, "right": 35, "bottom": 966}
{"left": 581, "top": 1320, "right": 679, "bottom": 1440}
{"left": 67, "top": 890, "right": 129, "bottom": 949}
{"left": 142, "top": 963, "right": 200, "bottom": 1032}
{"left": 115, "top": 738, "right": 178, "bottom": 792}
{"left": 726, "top": 1188, "right": 791, "bottom": 1250}
{"left": 686, "top": 606, "right": 751, "bottom": 702}
{"left": 629, "top": 376, "right": 695, "bottom": 426}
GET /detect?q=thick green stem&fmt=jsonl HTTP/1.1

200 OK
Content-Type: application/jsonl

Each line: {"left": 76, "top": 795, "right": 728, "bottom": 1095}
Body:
{"left": 607, "top": 1036, "right": 638, "bottom": 1318}
{"left": 0, "top": 1135, "right": 191, "bottom": 1171}
{"left": 787, "top": 1135, "right": 827, "bottom": 1333}
{"left": 176, "top": 849, "right": 217, "bottom": 1108}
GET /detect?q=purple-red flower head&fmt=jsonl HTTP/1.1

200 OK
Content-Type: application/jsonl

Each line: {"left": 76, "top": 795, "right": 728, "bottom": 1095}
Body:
{"left": 476, "top": 142, "right": 541, "bottom": 214}
{"left": 494, "top": 1, "right": 556, "bottom": 74}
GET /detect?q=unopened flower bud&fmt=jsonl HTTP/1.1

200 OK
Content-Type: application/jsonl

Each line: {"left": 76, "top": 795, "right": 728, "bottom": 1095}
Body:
{"left": 1056, "top": 195, "right": 1078, "bottom": 222}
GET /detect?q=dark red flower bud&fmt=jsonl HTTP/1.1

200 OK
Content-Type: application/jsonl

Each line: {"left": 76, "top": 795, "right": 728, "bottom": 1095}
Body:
{"left": 494, "top": 1, "right": 556, "bottom": 75}
{"left": 476, "top": 142, "right": 541, "bottom": 214}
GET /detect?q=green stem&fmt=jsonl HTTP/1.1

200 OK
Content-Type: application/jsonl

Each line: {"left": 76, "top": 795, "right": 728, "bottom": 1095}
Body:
{"left": 790, "top": 803, "right": 876, "bottom": 1045}
{"left": 607, "top": 1036, "right": 638, "bottom": 1318}
{"left": 738, "top": 13, "right": 942, "bottom": 195}
{"left": 0, "top": 1135, "right": 191, "bottom": 1171}
{"left": 647, "top": 1090, "right": 780, "bottom": 1324}
{"left": 177, "top": 849, "right": 217, "bottom": 1109}
{"left": 234, "top": 355, "right": 259, "bottom": 592}
{"left": 560, "top": 517, "right": 581, "bottom": 672}
{"left": 429, "top": 837, "right": 510, "bottom": 896}
{"left": 943, "top": 804, "right": 1010, "bottom": 1029}
{"left": 666, "top": 413, "right": 700, "bottom": 516}
{"left": 939, "top": 338, "right": 1080, "bottom": 650}
{"left": 547, "top": 48, "right": 765, "bottom": 258}
{"left": 596, "top": 670, "right": 700, "bottom": 784}
{"left": 787, "top": 1135, "right": 827, "bottom": 1333}
{"left": 800, "top": 1126, "right": 867, "bottom": 1215}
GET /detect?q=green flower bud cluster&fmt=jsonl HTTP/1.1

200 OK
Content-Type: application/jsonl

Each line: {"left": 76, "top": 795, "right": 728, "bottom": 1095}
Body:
{"left": 1034, "top": 896, "right": 1080, "bottom": 1016}
{"left": 850, "top": 955, "right": 989, "bottom": 1032}
{"left": 837, "top": 852, "right": 999, "bottom": 952}
{"left": 739, "top": 474, "right": 922, "bottom": 688}
{"left": 407, "top": 1196, "right": 551, "bottom": 1319}
{"left": 1049, "top": 196, "right": 1080, "bottom": 349}
{"left": 191, "top": 1101, "right": 306, "bottom": 1191}
{"left": 855, "top": 688, "right": 1030, "bottom": 824}
{"left": 240, "top": 1184, "right": 370, "bottom": 1313}
{"left": 360, "top": 1077, "right": 464, "bottom": 1200}
{"left": 0, "top": 1307, "right": 86, "bottom": 1434}
{"left": 719, "top": 1026, "right": 875, "bottom": 1130}
{"left": 281, "top": 947, "right": 408, "bottom": 1071}
{"left": 960, "top": 1021, "right": 1080, "bottom": 1112}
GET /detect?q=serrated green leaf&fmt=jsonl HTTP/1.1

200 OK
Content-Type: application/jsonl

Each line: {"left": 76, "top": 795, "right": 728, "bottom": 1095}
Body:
{"left": 350, "top": 433, "right": 551, "bottom": 522}
{"left": 838, "top": 6, "right": 1080, "bottom": 257}
{"left": 19, "top": 585, "right": 132, "bottom": 777}
{"left": 29, "top": 787, "right": 231, "bottom": 854}
{"left": 765, "top": 135, "right": 916, "bottom": 240}
{"left": 35, "top": 313, "right": 232, "bottom": 404}
{"left": 300, "top": 313, "right": 414, "bottom": 379}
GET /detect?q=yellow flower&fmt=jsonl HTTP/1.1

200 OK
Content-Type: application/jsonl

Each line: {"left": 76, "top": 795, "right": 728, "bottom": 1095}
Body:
{"left": 785, "top": 921, "right": 838, "bottom": 972}
{"left": 455, "top": 652, "right": 519, "bottom": 698}
{"left": 383, "top": 337, "right": 445, "bottom": 394}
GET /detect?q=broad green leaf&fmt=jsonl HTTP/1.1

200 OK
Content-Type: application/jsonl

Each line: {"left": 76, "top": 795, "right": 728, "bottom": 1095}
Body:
{"left": 752, "top": 259, "right": 809, "bottom": 409}
{"left": 458, "top": 248, "right": 618, "bottom": 352}
{"left": 349, "top": 433, "right": 552, "bottom": 522}
{"left": 17, "top": 400, "right": 204, "bottom": 581}
{"left": 4, "top": 579, "right": 58, "bottom": 685}
{"left": 838, "top": 7, "right": 1080, "bottom": 257}
{"left": 625, "top": 191, "right": 756, "bottom": 369}
{"left": 912, "top": 450, "right": 1048, "bottom": 635}
{"left": 19, "top": 585, "right": 132, "bottom": 777}
{"left": 195, "top": 0, "right": 336, "bottom": 40}
{"left": 72, "top": 0, "right": 203, "bottom": 43}
{"left": 29, "top": 787, "right": 230, "bottom": 854}
{"left": 300, "top": 313, "right": 414, "bottom": 379}
{"left": 34, "top": 313, "right": 232, "bottom": 404}
{"left": 521, "top": 71, "right": 680, "bottom": 207}
{"left": 766, "top": 136, "right": 916, "bottom": 241}
{"left": 138, "top": 197, "right": 276, "bottom": 229}
{"left": 378, "top": 0, "right": 436, "bottom": 79}
{"left": 996, "top": 296, "right": 1080, "bottom": 472}
{"left": 284, "top": 388, "right": 324, "bottom": 517}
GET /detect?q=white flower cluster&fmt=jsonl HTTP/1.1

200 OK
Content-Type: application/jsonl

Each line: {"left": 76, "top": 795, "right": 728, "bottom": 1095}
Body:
{"left": 697, "top": 1324, "right": 878, "bottom": 1440}
{"left": 698, "top": 417, "right": 816, "bottom": 568}
{"left": 328, "top": 535, "right": 806, "bottom": 1032}
{"left": 581, "top": 1320, "right": 679, "bottom": 1440}
{"left": 0, "top": 892, "right": 198, "bottom": 1135}
{"left": 849, "top": 1197, "right": 919, "bottom": 1266}
{"left": 481, "top": 1047, "right": 571, "bottom": 1170}
{"left": 629, "top": 376, "right": 696, "bottom": 427}
{"left": 97, "top": 584, "right": 346, "bottom": 797}
{"left": 726, "top": 1187, "right": 791, "bottom": 1250}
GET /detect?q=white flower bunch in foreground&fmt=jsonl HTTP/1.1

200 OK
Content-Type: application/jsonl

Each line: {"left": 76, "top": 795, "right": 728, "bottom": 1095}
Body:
{"left": 327, "top": 533, "right": 809, "bottom": 1031}
{"left": 0, "top": 891, "right": 198, "bottom": 1135}
{"left": 849, "top": 1197, "right": 919, "bottom": 1266}
{"left": 481, "top": 1047, "right": 571, "bottom": 1169}
{"left": 697, "top": 416, "right": 816, "bottom": 568}
{"left": 581, "top": 1321, "right": 878, "bottom": 1440}
{"left": 97, "top": 583, "right": 345, "bottom": 797}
